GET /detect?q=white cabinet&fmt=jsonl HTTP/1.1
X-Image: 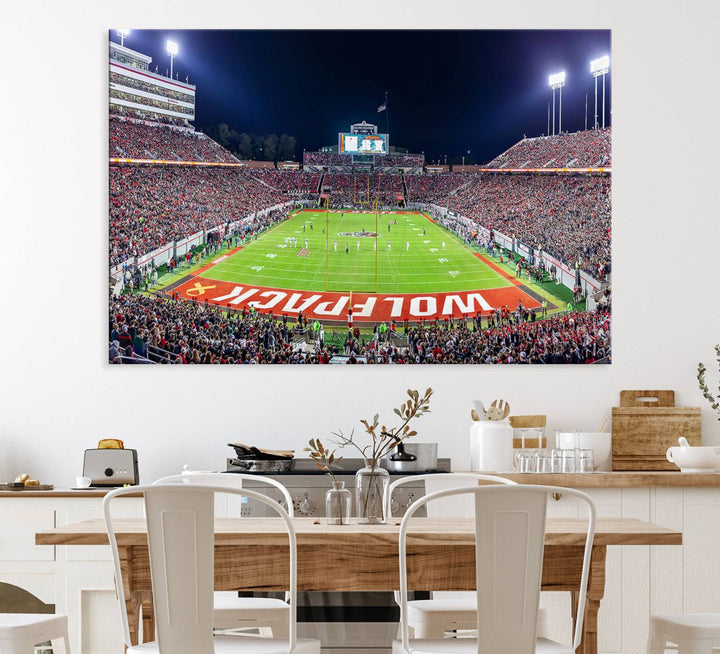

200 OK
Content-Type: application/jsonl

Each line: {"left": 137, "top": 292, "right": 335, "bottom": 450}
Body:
{"left": 540, "top": 486, "right": 719, "bottom": 654}
{"left": 0, "top": 494, "right": 142, "bottom": 654}
{"left": 0, "top": 510, "right": 55, "bottom": 561}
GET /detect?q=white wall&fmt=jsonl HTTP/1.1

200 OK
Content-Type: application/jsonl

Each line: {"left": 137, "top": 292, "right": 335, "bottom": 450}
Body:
{"left": 1, "top": 0, "right": 719, "bottom": 486}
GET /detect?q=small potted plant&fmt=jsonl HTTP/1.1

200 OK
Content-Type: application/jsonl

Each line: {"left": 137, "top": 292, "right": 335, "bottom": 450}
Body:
{"left": 305, "top": 438, "right": 351, "bottom": 525}
{"left": 698, "top": 345, "right": 720, "bottom": 420}
{"left": 331, "top": 388, "right": 433, "bottom": 524}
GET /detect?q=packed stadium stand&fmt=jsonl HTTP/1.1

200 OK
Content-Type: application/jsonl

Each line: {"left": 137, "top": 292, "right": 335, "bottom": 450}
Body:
{"left": 110, "top": 116, "right": 239, "bottom": 163}
{"left": 109, "top": 166, "right": 286, "bottom": 265}
{"left": 440, "top": 173, "right": 611, "bottom": 279}
{"left": 487, "top": 128, "right": 611, "bottom": 168}
{"left": 109, "top": 293, "right": 610, "bottom": 365}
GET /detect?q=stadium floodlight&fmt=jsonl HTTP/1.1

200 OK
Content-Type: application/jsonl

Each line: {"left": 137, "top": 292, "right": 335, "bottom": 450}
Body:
{"left": 166, "top": 40, "right": 179, "bottom": 79}
{"left": 116, "top": 30, "right": 130, "bottom": 47}
{"left": 590, "top": 55, "right": 610, "bottom": 76}
{"left": 548, "top": 71, "right": 566, "bottom": 88}
{"left": 590, "top": 55, "right": 610, "bottom": 129}
{"left": 548, "top": 71, "right": 566, "bottom": 136}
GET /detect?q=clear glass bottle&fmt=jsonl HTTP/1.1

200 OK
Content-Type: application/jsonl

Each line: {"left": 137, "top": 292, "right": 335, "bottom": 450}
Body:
{"left": 325, "top": 480, "right": 352, "bottom": 525}
{"left": 355, "top": 464, "right": 390, "bottom": 524}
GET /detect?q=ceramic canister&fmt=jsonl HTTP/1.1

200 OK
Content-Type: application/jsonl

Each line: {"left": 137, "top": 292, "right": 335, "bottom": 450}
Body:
{"left": 470, "top": 420, "right": 514, "bottom": 471}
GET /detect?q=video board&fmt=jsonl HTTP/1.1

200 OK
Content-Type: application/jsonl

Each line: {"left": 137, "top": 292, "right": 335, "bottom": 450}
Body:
{"left": 338, "top": 133, "right": 389, "bottom": 155}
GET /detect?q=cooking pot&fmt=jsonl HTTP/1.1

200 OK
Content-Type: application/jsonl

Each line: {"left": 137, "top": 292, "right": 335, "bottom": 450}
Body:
{"left": 384, "top": 442, "right": 438, "bottom": 472}
{"left": 227, "top": 458, "right": 293, "bottom": 472}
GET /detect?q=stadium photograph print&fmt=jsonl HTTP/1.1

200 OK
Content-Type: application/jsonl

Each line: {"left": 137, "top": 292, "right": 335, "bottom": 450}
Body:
{"left": 108, "top": 29, "right": 611, "bottom": 365}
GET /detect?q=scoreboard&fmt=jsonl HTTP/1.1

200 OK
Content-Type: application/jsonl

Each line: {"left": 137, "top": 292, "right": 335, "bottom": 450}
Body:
{"left": 339, "top": 133, "right": 389, "bottom": 155}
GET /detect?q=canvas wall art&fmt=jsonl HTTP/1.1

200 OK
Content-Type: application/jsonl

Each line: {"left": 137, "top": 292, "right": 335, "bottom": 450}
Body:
{"left": 108, "top": 29, "right": 611, "bottom": 364}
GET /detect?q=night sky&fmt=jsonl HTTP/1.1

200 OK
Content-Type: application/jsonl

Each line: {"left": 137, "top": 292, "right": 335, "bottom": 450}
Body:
{"left": 114, "top": 29, "right": 611, "bottom": 164}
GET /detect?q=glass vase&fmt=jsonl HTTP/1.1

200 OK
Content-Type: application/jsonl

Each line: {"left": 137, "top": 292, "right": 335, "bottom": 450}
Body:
{"left": 355, "top": 464, "right": 390, "bottom": 524}
{"left": 325, "top": 480, "right": 352, "bottom": 525}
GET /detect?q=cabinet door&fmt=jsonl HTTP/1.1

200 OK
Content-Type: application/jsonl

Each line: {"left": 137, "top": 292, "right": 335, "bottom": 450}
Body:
{"left": 0, "top": 510, "right": 55, "bottom": 561}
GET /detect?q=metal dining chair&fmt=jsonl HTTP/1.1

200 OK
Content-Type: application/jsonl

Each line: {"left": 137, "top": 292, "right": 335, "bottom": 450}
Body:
{"left": 647, "top": 613, "right": 720, "bottom": 653}
{"left": 0, "top": 613, "right": 70, "bottom": 654}
{"left": 153, "top": 472, "right": 292, "bottom": 638}
{"left": 103, "top": 483, "right": 320, "bottom": 654}
{"left": 393, "top": 484, "right": 596, "bottom": 654}
{"left": 386, "top": 473, "right": 519, "bottom": 638}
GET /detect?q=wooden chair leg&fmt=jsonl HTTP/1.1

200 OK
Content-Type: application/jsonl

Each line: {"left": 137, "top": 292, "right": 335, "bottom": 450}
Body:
{"left": 645, "top": 630, "right": 666, "bottom": 654}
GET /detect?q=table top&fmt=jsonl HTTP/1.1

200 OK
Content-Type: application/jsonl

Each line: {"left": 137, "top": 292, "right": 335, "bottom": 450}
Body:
{"left": 5, "top": 471, "right": 720, "bottom": 498}
{"left": 36, "top": 516, "right": 682, "bottom": 547}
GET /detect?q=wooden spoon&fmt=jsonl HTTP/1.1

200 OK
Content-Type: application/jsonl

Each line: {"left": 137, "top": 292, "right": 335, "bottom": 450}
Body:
{"left": 487, "top": 399, "right": 511, "bottom": 421}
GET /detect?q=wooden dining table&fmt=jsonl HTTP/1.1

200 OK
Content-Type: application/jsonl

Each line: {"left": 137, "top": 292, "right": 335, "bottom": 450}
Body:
{"left": 36, "top": 516, "right": 681, "bottom": 654}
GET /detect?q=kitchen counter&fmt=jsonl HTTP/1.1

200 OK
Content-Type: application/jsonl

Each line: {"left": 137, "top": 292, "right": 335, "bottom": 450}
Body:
{"left": 3, "top": 472, "right": 720, "bottom": 496}
{"left": 0, "top": 488, "right": 138, "bottom": 498}
{"left": 457, "top": 471, "right": 720, "bottom": 487}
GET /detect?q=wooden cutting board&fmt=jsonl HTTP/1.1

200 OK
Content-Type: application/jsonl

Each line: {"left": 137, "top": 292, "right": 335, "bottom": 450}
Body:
{"left": 0, "top": 484, "right": 54, "bottom": 491}
{"left": 611, "top": 390, "right": 701, "bottom": 470}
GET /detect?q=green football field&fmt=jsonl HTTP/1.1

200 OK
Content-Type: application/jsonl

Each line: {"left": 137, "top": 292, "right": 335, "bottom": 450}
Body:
{"left": 199, "top": 210, "right": 512, "bottom": 294}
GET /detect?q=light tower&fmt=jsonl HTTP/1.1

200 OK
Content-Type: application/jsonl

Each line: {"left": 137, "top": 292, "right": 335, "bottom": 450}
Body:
{"left": 116, "top": 30, "right": 130, "bottom": 47}
{"left": 548, "top": 71, "right": 566, "bottom": 136}
{"left": 590, "top": 55, "right": 610, "bottom": 129}
{"left": 166, "top": 40, "right": 179, "bottom": 79}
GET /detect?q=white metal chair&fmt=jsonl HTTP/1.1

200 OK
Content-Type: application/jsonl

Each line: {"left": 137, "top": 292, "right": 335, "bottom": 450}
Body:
{"left": 386, "top": 473, "right": 519, "bottom": 638}
{"left": 393, "top": 484, "right": 596, "bottom": 654}
{"left": 103, "top": 483, "right": 320, "bottom": 654}
{"left": 153, "top": 472, "right": 292, "bottom": 638}
{"left": 647, "top": 614, "right": 720, "bottom": 653}
{"left": 0, "top": 614, "right": 70, "bottom": 654}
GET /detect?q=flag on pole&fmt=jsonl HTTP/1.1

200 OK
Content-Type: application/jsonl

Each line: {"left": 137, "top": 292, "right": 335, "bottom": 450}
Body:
{"left": 377, "top": 92, "right": 388, "bottom": 113}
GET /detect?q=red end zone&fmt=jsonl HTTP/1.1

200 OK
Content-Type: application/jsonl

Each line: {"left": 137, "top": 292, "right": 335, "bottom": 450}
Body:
{"left": 173, "top": 277, "right": 540, "bottom": 322}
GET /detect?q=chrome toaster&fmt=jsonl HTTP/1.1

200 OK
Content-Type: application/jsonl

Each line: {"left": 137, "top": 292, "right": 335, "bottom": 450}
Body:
{"left": 82, "top": 449, "right": 139, "bottom": 486}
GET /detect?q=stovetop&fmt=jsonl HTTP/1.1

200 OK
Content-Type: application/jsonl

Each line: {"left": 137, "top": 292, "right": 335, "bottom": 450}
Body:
{"left": 225, "top": 457, "right": 451, "bottom": 476}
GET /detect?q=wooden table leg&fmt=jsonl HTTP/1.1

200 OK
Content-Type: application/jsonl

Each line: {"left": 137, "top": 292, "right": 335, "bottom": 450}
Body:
{"left": 572, "top": 545, "right": 606, "bottom": 654}
{"left": 125, "top": 592, "right": 142, "bottom": 646}
{"left": 119, "top": 545, "right": 155, "bottom": 646}
{"left": 140, "top": 590, "right": 154, "bottom": 643}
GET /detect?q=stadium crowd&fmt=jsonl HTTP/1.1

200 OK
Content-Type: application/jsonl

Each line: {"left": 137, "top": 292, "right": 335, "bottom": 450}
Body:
{"left": 405, "top": 173, "right": 468, "bottom": 202}
{"left": 323, "top": 172, "right": 405, "bottom": 206}
{"left": 487, "top": 128, "right": 611, "bottom": 168}
{"left": 256, "top": 170, "right": 322, "bottom": 194}
{"left": 110, "top": 72, "right": 194, "bottom": 104}
{"left": 439, "top": 173, "right": 611, "bottom": 279}
{"left": 109, "top": 166, "right": 287, "bottom": 264}
{"left": 110, "top": 116, "right": 238, "bottom": 163}
{"left": 109, "top": 293, "right": 610, "bottom": 365}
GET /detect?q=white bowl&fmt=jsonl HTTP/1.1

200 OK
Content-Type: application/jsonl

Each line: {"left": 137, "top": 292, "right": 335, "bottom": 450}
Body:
{"left": 666, "top": 446, "right": 720, "bottom": 472}
{"left": 555, "top": 432, "right": 612, "bottom": 471}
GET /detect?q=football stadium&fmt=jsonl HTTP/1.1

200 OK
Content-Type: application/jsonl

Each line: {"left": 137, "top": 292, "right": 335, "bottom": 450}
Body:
{"left": 109, "top": 31, "right": 611, "bottom": 365}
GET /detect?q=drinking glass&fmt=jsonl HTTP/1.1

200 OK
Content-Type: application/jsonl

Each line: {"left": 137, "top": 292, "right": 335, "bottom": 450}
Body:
{"left": 535, "top": 450, "right": 551, "bottom": 473}
{"left": 561, "top": 449, "right": 577, "bottom": 473}
{"left": 530, "top": 428, "right": 546, "bottom": 449}
{"left": 517, "top": 451, "right": 536, "bottom": 473}
{"left": 515, "top": 448, "right": 531, "bottom": 471}
{"left": 578, "top": 449, "right": 595, "bottom": 473}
